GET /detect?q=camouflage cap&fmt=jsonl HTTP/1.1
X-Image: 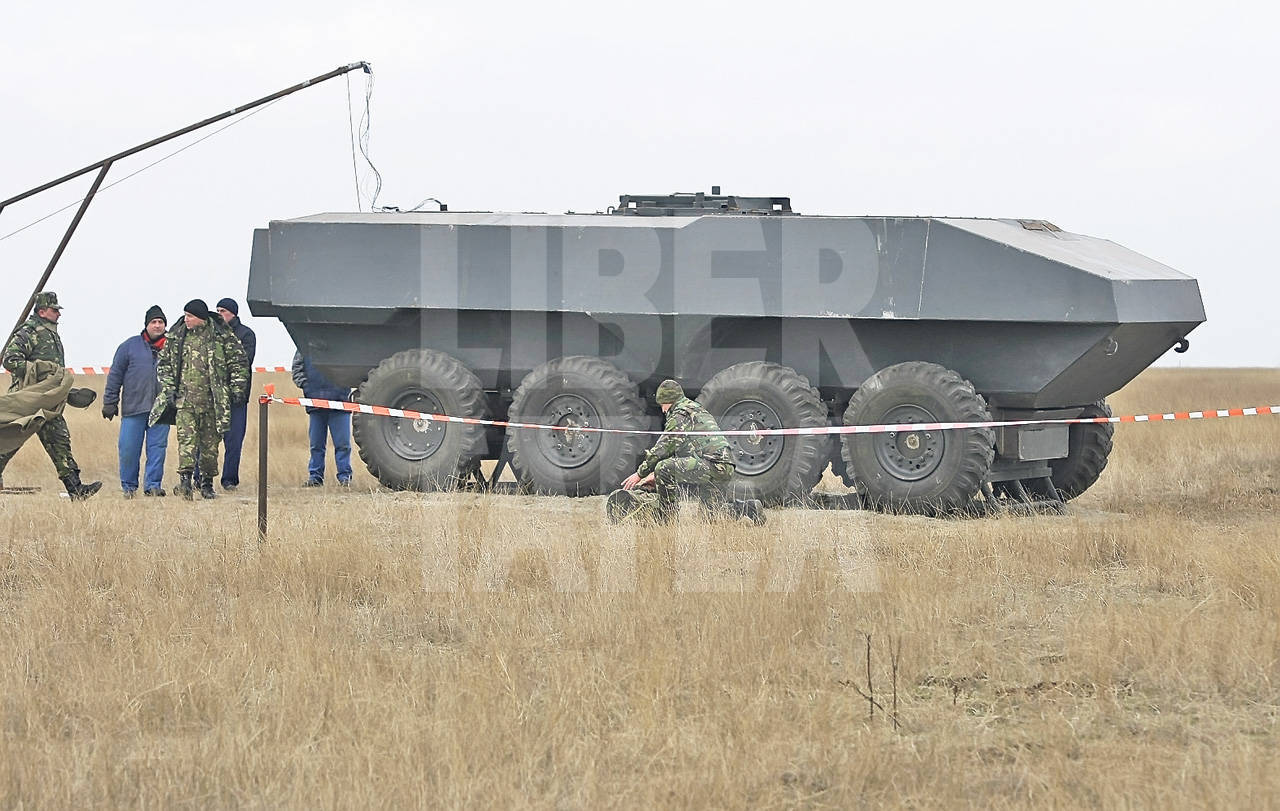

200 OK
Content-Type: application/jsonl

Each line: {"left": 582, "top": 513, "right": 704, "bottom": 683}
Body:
{"left": 33, "top": 291, "right": 62, "bottom": 311}
{"left": 655, "top": 379, "right": 685, "bottom": 405}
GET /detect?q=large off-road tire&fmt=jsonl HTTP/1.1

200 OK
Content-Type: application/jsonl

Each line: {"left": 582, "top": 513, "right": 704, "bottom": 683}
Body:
{"left": 841, "top": 362, "right": 994, "bottom": 514}
{"left": 696, "top": 361, "right": 832, "bottom": 505}
{"left": 506, "top": 356, "right": 648, "bottom": 496}
{"left": 1025, "top": 400, "right": 1114, "bottom": 501}
{"left": 352, "top": 349, "right": 488, "bottom": 491}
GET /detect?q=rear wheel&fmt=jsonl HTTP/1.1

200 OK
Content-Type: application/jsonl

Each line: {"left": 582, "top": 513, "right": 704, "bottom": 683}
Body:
{"left": 506, "top": 356, "right": 648, "bottom": 495}
{"left": 1025, "top": 400, "right": 1114, "bottom": 500}
{"left": 352, "top": 349, "right": 487, "bottom": 491}
{"left": 696, "top": 361, "right": 832, "bottom": 505}
{"left": 841, "top": 362, "right": 994, "bottom": 514}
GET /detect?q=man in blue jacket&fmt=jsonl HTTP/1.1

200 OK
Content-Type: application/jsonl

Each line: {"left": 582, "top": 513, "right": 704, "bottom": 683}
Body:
{"left": 102, "top": 305, "right": 170, "bottom": 497}
{"left": 291, "top": 352, "right": 353, "bottom": 486}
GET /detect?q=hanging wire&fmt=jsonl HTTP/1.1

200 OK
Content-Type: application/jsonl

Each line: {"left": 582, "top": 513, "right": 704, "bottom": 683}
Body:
{"left": 343, "top": 66, "right": 443, "bottom": 215}
{"left": 0, "top": 98, "right": 285, "bottom": 244}
{"left": 356, "top": 68, "right": 383, "bottom": 211}
{"left": 407, "top": 197, "right": 446, "bottom": 212}
{"left": 346, "top": 73, "right": 362, "bottom": 211}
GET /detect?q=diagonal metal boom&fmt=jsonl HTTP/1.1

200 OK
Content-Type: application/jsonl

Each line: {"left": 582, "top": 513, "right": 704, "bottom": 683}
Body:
{"left": 7, "top": 163, "right": 113, "bottom": 343}
{"left": 2, "top": 61, "right": 370, "bottom": 344}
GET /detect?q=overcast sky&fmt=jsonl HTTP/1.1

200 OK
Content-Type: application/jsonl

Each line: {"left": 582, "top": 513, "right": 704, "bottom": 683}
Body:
{"left": 2, "top": 1, "right": 1276, "bottom": 369}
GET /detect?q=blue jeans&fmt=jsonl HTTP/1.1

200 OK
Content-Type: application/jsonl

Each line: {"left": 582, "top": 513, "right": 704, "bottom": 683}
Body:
{"left": 221, "top": 401, "right": 248, "bottom": 487}
{"left": 309, "top": 410, "right": 352, "bottom": 482}
{"left": 119, "top": 413, "right": 169, "bottom": 492}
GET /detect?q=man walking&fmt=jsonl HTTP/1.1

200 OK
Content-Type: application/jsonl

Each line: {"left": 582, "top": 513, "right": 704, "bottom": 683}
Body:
{"left": 103, "top": 305, "right": 170, "bottom": 497}
{"left": 149, "top": 299, "right": 248, "bottom": 500}
{"left": 617, "top": 379, "right": 763, "bottom": 524}
{"left": 214, "top": 297, "right": 254, "bottom": 491}
{"left": 0, "top": 291, "right": 102, "bottom": 499}
{"left": 291, "top": 352, "right": 353, "bottom": 487}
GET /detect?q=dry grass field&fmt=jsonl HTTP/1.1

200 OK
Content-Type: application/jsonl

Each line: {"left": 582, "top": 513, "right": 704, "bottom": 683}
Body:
{"left": 1, "top": 368, "right": 1277, "bottom": 808}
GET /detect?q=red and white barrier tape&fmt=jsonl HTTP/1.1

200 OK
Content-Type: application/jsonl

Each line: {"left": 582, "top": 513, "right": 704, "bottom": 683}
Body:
{"left": 0, "top": 366, "right": 294, "bottom": 376}
{"left": 25, "top": 368, "right": 1277, "bottom": 435}
{"left": 263, "top": 393, "right": 1280, "bottom": 437}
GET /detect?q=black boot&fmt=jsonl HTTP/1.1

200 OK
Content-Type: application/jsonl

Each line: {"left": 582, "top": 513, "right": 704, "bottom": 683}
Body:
{"left": 176, "top": 473, "right": 194, "bottom": 501}
{"left": 61, "top": 471, "right": 102, "bottom": 501}
{"left": 730, "top": 498, "right": 767, "bottom": 526}
{"left": 200, "top": 479, "right": 216, "bottom": 500}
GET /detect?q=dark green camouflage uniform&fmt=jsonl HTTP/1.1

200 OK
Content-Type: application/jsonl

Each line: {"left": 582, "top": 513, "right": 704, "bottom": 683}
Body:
{"left": 635, "top": 395, "right": 734, "bottom": 518}
{"left": 0, "top": 311, "right": 80, "bottom": 479}
{"left": 149, "top": 318, "right": 248, "bottom": 478}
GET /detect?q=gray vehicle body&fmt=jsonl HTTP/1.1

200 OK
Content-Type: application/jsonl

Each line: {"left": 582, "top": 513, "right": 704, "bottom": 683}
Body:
{"left": 247, "top": 193, "right": 1204, "bottom": 484}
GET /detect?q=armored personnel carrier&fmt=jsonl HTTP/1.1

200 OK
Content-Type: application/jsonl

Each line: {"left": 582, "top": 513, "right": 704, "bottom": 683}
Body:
{"left": 247, "top": 190, "right": 1205, "bottom": 512}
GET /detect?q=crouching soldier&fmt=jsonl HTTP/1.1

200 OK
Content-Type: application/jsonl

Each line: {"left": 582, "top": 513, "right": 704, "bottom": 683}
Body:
{"left": 613, "top": 379, "right": 764, "bottom": 525}
{"left": 149, "top": 300, "right": 248, "bottom": 500}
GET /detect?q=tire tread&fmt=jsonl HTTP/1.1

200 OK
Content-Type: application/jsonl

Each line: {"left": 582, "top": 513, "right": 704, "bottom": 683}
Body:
{"left": 697, "top": 361, "right": 831, "bottom": 505}
{"left": 506, "top": 356, "right": 647, "bottom": 496}
{"left": 351, "top": 349, "right": 487, "bottom": 490}
{"left": 841, "top": 361, "right": 994, "bottom": 514}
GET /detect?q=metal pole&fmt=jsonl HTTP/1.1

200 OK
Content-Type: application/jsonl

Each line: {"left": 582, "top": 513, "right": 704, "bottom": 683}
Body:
{"left": 0, "top": 62, "right": 371, "bottom": 211}
{"left": 7, "top": 162, "right": 112, "bottom": 344}
{"left": 258, "top": 395, "right": 269, "bottom": 541}
{"left": 3, "top": 61, "right": 371, "bottom": 343}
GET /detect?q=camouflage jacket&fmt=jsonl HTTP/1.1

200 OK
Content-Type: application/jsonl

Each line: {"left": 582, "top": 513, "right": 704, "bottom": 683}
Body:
{"left": 3, "top": 314, "right": 64, "bottom": 390}
{"left": 148, "top": 318, "right": 249, "bottom": 431}
{"left": 636, "top": 396, "right": 733, "bottom": 477}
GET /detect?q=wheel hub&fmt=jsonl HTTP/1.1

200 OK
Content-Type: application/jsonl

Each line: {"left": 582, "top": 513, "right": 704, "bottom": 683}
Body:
{"left": 874, "top": 404, "right": 943, "bottom": 481}
{"left": 535, "top": 394, "right": 602, "bottom": 469}
{"left": 383, "top": 390, "right": 447, "bottom": 460}
{"left": 720, "top": 399, "right": 784, "bottom": 476}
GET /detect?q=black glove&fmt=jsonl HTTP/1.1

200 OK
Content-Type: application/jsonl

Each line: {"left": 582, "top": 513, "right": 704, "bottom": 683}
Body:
{"left": 67, "top": 387, "right": 98, "bottom": 408}
{"left": 102, "top": 402, "right": 118, "bottom": 420}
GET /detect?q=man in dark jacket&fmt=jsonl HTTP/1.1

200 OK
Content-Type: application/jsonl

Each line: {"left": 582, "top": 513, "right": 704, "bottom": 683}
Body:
{"left": 103, "top": 305, "right": 170, "bottom": 497}
{"left": 292, "top": 352, "right": 353, "bottom": 486}
{"left": 213, "top": 297, "right": 255, "bottom": 491}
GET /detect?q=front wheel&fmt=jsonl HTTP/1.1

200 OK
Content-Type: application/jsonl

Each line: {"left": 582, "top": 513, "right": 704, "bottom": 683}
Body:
{"left": 841, "top": 362, "right": 994, "bottom": 514}
{"left": 1025, "top": 400, "right": 1114, "bottom": 501}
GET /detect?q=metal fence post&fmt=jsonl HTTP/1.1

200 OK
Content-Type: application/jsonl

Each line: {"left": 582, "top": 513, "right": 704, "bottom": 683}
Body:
{"left": 258, "top": 389, "right": 271, "bottom": 541}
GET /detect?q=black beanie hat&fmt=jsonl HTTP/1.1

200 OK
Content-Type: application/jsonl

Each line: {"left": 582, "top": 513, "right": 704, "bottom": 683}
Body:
{"left": 216, "top": 297, "right": 239, "bottom": 316}
{"left": 183, "top": 299, "right": 211, "bottom": 321}
{"left": 144, "top": 305, "right": 166, "bottom": 326}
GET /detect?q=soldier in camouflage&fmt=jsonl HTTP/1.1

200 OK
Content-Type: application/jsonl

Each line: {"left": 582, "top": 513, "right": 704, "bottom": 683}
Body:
{"left": 0, "top": 291, "right": 102, "bottom": 499}
{"left": 149, "top": 299, "right": 249, "bottom": 500}
{"left": 617, "top": 379, "right": 764, "bottom": 524}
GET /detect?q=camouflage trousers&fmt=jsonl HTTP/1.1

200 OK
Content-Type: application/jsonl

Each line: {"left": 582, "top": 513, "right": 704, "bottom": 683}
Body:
{"left": 654, "top": 456, "right": 734, "bottom": 516}
{"left": 0, "top": 414, "right": 79, "bottom": 480}
{"left": 176, "top": 405, "right": 220, "bottom": 478}
{"left": 606, "top": 456, "right": 735, "bottom": 523}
